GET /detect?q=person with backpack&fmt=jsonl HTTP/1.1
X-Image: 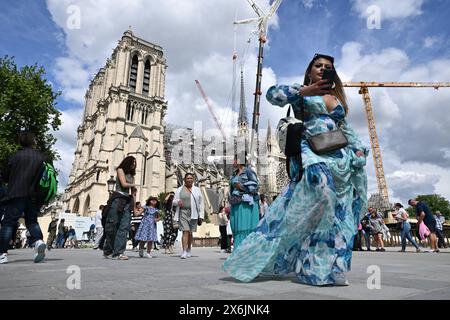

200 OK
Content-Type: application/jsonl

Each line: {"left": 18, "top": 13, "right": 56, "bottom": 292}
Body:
{"left": 223, "top": 53, "right": 368, "bottom": 286}
{"left": 0, "top": 131, "right": 49, "bottom": 264}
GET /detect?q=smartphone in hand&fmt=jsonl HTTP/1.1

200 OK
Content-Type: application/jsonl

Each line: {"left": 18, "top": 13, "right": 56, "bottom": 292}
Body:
{"left": 321, "top": 69, "right": 336, "bottom": 89}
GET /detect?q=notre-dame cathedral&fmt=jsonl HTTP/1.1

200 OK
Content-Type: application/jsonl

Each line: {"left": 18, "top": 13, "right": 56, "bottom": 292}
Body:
{"left": 63, "top": 30, "right": 286, "bottom": 217}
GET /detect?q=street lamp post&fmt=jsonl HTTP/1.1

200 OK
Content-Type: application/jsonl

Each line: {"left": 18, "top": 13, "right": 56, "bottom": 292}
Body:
{"left": 107, "top": 175, "right": 116, "bottom": 196}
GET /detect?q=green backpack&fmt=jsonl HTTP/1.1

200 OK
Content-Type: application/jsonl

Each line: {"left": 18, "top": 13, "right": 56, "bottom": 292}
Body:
{"left": 35, "top": 161, "right": 58, "bottom": 204}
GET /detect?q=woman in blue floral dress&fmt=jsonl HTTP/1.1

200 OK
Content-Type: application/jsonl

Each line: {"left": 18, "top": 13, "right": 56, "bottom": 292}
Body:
{"left": 135, "top": 196, "right": 160, "bottom": 258}
{"left": 223, "top": 54, "right": 368, "bottom": 286}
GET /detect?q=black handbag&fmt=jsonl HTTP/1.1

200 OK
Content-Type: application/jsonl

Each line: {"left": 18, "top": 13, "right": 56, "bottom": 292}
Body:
{"left": 280, "top": 105, "right": 304, "bottom": 157}
{"left": 228, "top": 194, "right": 243, "bottom": 205}
{"left": 308, "top": 129, "right": 348, "bottom": 155}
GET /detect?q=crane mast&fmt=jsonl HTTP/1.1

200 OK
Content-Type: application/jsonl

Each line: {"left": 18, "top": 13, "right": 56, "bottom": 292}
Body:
{"left": 195, "top": 80, "right": 227, "bottom": 141}
{"left": 343, "top": 81, "right": 450, "bottom": 206}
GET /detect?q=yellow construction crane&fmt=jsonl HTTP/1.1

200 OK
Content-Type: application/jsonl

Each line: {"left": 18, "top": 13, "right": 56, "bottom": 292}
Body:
{"left": 343, "top": 82, "right": 450, "bottom": 206}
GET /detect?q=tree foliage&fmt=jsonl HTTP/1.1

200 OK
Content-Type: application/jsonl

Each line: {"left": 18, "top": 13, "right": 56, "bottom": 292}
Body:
{"left": 406, "top": 194, "right": 450, "bottom": 220}
{"left": 0, "top": 56, "right": 61, "bottom": 171}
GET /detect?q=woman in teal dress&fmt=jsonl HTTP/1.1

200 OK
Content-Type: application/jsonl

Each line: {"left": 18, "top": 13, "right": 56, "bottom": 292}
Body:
{"left": 223, "top": 54, "right": 368, "bottom": 286}
{"left": 229, "top": 156, "right": 260, "bottom": 251}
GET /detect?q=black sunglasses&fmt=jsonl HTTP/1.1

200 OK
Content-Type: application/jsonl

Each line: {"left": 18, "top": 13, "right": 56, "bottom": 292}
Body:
{"left": 313, "top": 53, "right": 335, "bottom": 64}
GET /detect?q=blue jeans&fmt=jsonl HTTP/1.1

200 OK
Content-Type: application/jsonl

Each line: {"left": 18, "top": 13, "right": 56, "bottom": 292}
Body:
{"left": 0, "top": 197, "right": 43, "bottom": 254}
{"left": 363, "top": 229, "right": 371, "bottom": 249}
{"left": 56, "top": 233, "right": 66, "bottom": 248}
{"left": 401, "top": 222, "right": 419, "bottom": 251}
{"left": 103, "top": 199, "right": 131, "bottom": 257}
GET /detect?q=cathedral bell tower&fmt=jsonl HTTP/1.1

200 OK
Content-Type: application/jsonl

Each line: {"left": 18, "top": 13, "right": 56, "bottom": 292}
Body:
{"left": 63, "top": 29, "right": 168, "bottom": 216}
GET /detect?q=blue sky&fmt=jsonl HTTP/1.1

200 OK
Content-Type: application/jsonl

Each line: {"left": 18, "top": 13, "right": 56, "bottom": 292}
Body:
{"left": 2, "top": 0, "right": 449, "bottom": 107}
{"left": 265, "top": 0, "right": 450, "bottom": 77}
{"left": 1, "top": 0, "right": 450, "bottom": 204}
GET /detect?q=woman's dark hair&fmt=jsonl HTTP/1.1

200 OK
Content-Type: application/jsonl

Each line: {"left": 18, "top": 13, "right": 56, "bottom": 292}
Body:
{"left": 146, "top": 196, "right": 160, "bottom": 208}
{"left": 117, "top": 156, "right": 136, "bottom": 176}
{"left": 395, "top": 203, "right": 403, "bottom": 208}
{"left": 303, "top": 53, "right": 348, "bottom": 113}
{"left": 260, "top": 194, "right": 266, "bottom": 202}
{"left": 184, "top": 173, "right": 194, "bottom": 179}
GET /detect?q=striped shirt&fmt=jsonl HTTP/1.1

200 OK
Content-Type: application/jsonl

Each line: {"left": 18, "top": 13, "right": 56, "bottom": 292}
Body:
{"left": 131, "top": 211, "right": 143, "bottom": 225}
{"left": 434, "top": 215, "right": 444, "bottom": 231}
{"left": 2, "top": 147, "right": 47, "bottom": 200}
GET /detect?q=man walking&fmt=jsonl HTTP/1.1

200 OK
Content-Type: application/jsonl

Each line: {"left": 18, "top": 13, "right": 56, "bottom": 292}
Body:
{"left": 434, "top": 211, "right": 447, "bottom": 249}
{"left": 408, "top": 199, "right": 439, "bottom": 253}
{"left": 56, "top": 218, "right": 65, "bottom": 248}
{"left": 0, "top": 131, "right": 48, "bottom": 264}
{"left": 46, "top": 217, "right": 58, "bottom": 250}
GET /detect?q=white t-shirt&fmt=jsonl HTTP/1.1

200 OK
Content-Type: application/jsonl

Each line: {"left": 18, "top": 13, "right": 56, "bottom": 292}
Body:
{"left": 395, "top": 208, "right": 408, "bottom": 221}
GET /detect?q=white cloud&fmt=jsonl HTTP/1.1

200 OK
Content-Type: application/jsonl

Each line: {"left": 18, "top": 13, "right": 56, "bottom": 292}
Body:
{"left": 336, "top": 41, "right": 450, "bottom": 203}
{"left": 51, "top": 107, "right": 83, "bottom": 191}
{"left": 351, "top": 0, "right": 426, "bottom": 20}
{"left": 44, "top": 0, "right": 450, "bottom": 204}
{"left": 302, "top": 0, "right": 317, "bottom": 9}
{"left": 53, "top": 57, "right": 91, "bottom": 104}
{"left": 423, "top": 36, "right": 440, "bottom": 48}
{"left": 45, "top": 0, "right": 281, "bottom": 189}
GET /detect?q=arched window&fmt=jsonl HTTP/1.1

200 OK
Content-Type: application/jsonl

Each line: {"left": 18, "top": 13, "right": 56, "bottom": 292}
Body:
{"left": 129, "top": 55, "right": 138, "bottom": 92}
{"left": 143, "top": 60, "right": 151, "bottom": 96}
{"left": 141, "top": 107, "right": 149, "bottom": 125}
{"left": 72, "top": 197, "right": 80, "bottom": 214}
{"left": 126, "top": 101, "right": 135, "bottom": 121}
{"left": 83, "top": 195, "right": 90, "bottom": 217}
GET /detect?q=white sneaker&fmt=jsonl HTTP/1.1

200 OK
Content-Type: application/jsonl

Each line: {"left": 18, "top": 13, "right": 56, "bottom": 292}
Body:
{"left": 0, "top": 254, "right": 7, "bottom": 264}
{"left": 220, "top": 249, "right": 227, "bottom": 253}
{"left": 33, "top": 240, "right": 46, "bottom": 263}
{"left": 145, "top": 252, "right": 153, "bottom": 258}
{"left": 186, "top": 251, "right": 192, "bottom": 258}
{"left": 180, "top": 251, "right": 187, "bottom": 259}
{"left": 333, "top": 273, "right": 349, "bottom": 286}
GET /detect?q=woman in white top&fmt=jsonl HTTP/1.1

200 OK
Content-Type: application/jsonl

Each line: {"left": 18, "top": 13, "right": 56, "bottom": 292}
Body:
{"left": 392, "top": 203, "right": 420, "bottom": 253}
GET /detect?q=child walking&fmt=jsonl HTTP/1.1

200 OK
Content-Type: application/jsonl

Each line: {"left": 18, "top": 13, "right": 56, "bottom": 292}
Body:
{"left": 135, "top": 196, "right": 160, "bottom": 258}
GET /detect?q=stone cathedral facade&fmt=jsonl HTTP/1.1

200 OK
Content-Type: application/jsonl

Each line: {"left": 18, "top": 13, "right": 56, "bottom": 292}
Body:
{"left": 63, "top": 30, "right": 168, "bottom": 216}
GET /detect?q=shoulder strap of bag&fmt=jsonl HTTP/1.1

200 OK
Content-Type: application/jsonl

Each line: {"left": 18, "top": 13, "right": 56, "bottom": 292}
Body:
{"left": 187, "top": 187, "right": 200, "bottom": 218}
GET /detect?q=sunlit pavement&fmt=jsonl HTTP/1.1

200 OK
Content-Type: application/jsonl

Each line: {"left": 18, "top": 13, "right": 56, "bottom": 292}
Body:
{"left": 1, "top": 246, "right": 449, "bottom": 300}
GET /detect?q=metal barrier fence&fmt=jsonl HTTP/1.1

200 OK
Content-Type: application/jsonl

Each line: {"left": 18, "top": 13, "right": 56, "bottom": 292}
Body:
{"left": 193, "top": 224, "right": 450, "bottom": 248}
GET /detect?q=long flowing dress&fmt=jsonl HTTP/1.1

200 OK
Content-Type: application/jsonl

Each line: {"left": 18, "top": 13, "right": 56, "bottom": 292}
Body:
{"left": 222, "top": 84, "right": 368, "bottom": 286}
{"left": 162, "top": 202, "right": 177, "bottom": 248}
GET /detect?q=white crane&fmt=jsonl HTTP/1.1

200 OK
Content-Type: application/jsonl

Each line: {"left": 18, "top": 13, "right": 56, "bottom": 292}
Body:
{"left": 234, "top": 0, "right": 283, "bottom": 169}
